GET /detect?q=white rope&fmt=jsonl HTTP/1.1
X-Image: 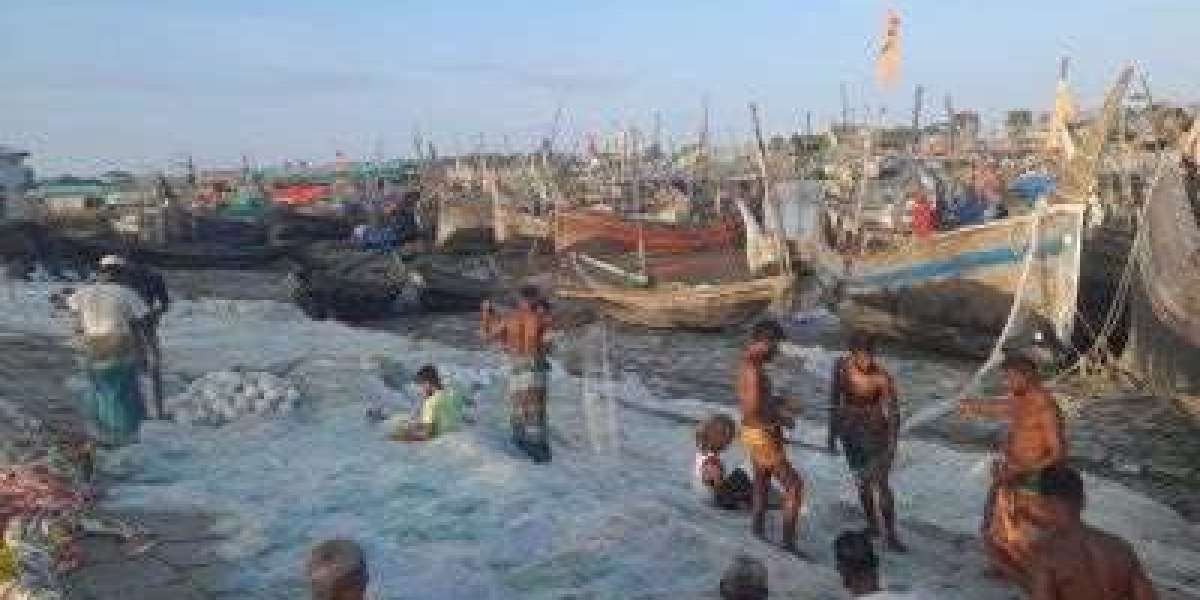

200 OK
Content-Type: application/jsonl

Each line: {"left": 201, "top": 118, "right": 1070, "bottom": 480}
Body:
{"left": 901, "top": 205, "right": 1044, "bottom": 433}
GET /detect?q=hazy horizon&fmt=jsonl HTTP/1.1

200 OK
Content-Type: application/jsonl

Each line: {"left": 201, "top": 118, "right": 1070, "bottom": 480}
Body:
{"left": 3, "top": 0, "right": 1198, "bottom": 175}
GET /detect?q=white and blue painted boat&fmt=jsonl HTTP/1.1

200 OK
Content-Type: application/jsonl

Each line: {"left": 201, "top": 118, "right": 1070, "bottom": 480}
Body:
{"left": 810, "top": 203, "right": 1088, "bottom": 357}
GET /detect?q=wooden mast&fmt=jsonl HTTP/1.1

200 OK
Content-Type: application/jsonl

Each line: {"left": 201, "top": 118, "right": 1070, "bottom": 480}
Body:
{"left": 911, "top": 84, "right": 924, "bottom": 153}
{"left": 749, "top": 102, "right": 792, "bottom": 276}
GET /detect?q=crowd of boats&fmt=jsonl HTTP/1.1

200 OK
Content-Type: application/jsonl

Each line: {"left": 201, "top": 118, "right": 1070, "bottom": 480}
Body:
{"left": 3, "top": 64, "right": 1197, "bottom": 420}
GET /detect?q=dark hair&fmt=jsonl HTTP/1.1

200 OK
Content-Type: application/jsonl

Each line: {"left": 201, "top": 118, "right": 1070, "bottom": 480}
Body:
{"left": 307, "top": 539, "right": 368, "bottom": 599}
{"left": 1000, "top": 352, "right": 1039, "bottom": 379}
{"left": 834, "top": 530, "right": 878, "bottom": 576}
{"left": 519, "top": 285, "right": 541, "bottom": 302}
{"left": 848, "top": 332, "right": 875, "bottom": 353}
{"left": 750, "top": 320, "right": 785, "bottom": 343}
{"left": 696, "top": 414, "right": 737, "bottom": 453}
{"left": 1038, "top": 464, "right": 1085, "bottom": 510}
{"left": 719, "top": 554, "right": 768, "bottom": 600}
{"left": 413, "top": 365, "right": 442, "bottom": 388}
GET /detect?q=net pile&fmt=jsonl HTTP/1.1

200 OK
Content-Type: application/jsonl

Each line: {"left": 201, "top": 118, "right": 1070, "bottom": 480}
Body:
{"left": 167, "top": 370, "right": 301, "bottom": 426}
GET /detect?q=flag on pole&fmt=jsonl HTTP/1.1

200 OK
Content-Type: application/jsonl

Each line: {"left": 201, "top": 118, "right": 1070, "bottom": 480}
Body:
{"left": 875, "top": 8, "right": 902, "bottom": 90}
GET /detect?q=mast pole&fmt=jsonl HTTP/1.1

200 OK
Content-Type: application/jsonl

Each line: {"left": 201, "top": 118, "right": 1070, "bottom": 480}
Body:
{"left": 749, "top": 102, "right": 791, "bottom": 276}
{"left": 911, "top": 84, "right": 924, "bottom": 154}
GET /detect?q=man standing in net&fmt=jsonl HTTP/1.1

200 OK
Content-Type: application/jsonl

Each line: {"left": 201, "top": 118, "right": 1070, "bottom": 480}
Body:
{"left": 737, "top": 320, "right": 804, "bottom": 555}
{"left": 960, "top": 353, "right": 1066, "bottom": 586}
{"left": 481, "top": 286, "right": 554, "bottom": 463}
{"left": 828, "top": 333, "right": 906, "bottom": 551}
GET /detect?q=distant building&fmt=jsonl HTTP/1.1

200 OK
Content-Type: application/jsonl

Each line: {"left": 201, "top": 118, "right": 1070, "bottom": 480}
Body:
{"left": 952, "top": 111, "right": 981, "bottom": 149}
{"left": 1005, "top": 109, "right": 1036, "bottom": 151}
{"left": 0, "top": 145, "right": 36, "bottom": 221}
{"left": 35, "top": 180, "right": 108, "bottom": 216}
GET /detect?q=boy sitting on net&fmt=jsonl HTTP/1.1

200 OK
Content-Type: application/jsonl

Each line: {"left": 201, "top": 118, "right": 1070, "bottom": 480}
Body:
{"left": 389, "top": 365, "right": 468, "bottom": 442}
{"left": 694, "top": 414, "right": 754, "bottom": 510}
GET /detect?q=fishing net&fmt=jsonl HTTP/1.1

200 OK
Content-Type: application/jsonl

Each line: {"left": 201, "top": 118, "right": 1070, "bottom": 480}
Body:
{"left": 1124, "top": 161, "right": 1200, "bottom": 394}
{"left": 1138, "top": 166, "right": 1200, "bottom": 346}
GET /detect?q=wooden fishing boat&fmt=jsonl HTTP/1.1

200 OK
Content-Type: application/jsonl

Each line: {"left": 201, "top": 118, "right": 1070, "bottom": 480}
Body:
{"left": 810, "top": 203, "right": 1088, "bottom": 357}
{"left": 810, "top": 66, "right": 1134, "bottom": 358}
{"left": 493, "top": 204, "right": 551, "bottom": 244}
{"left": 289, "top": 243, "right": 502, "bottom": 320}
{"left": 557, "top": 206, "right": 789, "bottom": 330}
{"left": 558, "top": 270, "right": 791, "bottom": 330}
{"left": 435, "top": 198, "right": 493, "bottom": 251}
{"left": 553, "top": 209, "right": 740, "bottom": 254}
{"left": 1123, "top": 163, "right": 1200, "bottom": 418}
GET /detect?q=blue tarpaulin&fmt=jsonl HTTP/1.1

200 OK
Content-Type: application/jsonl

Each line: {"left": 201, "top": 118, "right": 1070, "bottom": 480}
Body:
{"left": 1009, "top": 173, "right": 1056, "bottom": 202}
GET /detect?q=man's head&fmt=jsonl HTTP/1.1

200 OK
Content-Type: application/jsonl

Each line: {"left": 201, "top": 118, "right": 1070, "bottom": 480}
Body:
{"left": 719, "top": 554, "right": 768, "bottom": 600}
{"left": 696, "top": 413, "right": 737, "bottom": 454}
{"left": 413, "top": 365, "right": 442, "bottom": 398}
{"left": 306, "top": 539, "right": 368, "bottom": 600}
{"left": 1000, "top": 353, "right": 1039, "bottom": 396}
{"left": 847, "top": 332, "right": 876, "bottom": 371}
{"left": 747, "top": 320, "right": 785, "bottom": 363}
{"left": 834, "top": 530, "right": 879, "bottom": 595}
{"left": 1021, "top": 463, "right": 1085, "bottom": 530}
{"left": 518, "top": 285, "right": 541, "bottom": 310}
{"left": 96, "top": 255, "right": 126, "bottom": 283}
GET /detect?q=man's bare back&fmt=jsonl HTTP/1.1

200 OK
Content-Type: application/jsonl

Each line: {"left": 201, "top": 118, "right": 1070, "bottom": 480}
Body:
{"left": 1031, "top": 526, "right": 1157, "bottom": 600}
{"left": 1026, "top": 464, "right": 1157, "bottom": 600}
{"left": 482, "top": 301, "right": 550, "bottom": 359}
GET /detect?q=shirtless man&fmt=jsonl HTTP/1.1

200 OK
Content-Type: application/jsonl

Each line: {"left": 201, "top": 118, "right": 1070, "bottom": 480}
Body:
{"left": 960, "top": 353, "right": 1066, "bottom": 587}
{"left": 481, "top": 286, "right": 553, "bottom": 463}
{"left": 1025, "top": 464, "right": 1157, "bottom": 600}
{"left": 828, "top": 334, "right": 905, "bottom": 551}
{"left": 737, "top": 320, "right": 804, "bottom": 554}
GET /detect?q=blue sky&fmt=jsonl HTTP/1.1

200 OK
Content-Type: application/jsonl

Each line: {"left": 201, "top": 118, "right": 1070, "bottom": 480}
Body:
{"left": 3, "top": 0, "right": 1198, "bottom": 174}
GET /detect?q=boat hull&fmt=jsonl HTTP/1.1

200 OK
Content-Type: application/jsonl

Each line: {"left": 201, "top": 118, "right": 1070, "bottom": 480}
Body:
{"left": 809, "top": 205, "right": 1087, "bottom": 357}
{"left": 557, "top": 275, "right": 791, "bottom": 330}
{"left": 554, "top": 210, "right": 740, "bottom": 254}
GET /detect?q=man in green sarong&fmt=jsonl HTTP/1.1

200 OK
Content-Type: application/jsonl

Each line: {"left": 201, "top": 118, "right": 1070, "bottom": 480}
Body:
{"left": 67, "top": 257, "right": 152, "bottom": 447}
{"left": 390, "top": 365, "right": 465, "bottom": 442}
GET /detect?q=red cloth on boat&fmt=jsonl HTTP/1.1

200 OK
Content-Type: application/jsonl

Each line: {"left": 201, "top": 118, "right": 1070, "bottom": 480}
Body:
{"left": 911, "top": 194, "right": 936, "bottom": 237}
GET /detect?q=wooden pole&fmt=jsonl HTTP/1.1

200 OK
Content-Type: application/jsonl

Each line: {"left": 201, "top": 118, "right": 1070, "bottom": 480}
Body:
{"left": 841, "top": 83, "right": 850, "bottom": 128}
{"left": 911, "top": 84, "right": 924, "bottom": 153}
{"left": 945, "top": 94, "right": 956, "bottom": 157}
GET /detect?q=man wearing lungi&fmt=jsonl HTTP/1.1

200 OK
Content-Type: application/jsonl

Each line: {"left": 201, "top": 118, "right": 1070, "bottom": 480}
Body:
{"left": 67, "top": 257, "right": 153, "bottom": 447}
{"left": 828, "top": 333, "right": 906, "bottom": 552}
{"left": 960, "top": 353, "right": 1066, "bottom": 588}
{"left": 116, "top": 257, "right": 170, "bottom": 420}
{"left": 481, "top": 286, "right": 553, "bottom": 463}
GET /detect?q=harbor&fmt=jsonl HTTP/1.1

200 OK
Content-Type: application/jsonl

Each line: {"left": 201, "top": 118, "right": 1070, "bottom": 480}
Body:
{"left": 3, "top": 2, "right": 1200, "bottom": 598}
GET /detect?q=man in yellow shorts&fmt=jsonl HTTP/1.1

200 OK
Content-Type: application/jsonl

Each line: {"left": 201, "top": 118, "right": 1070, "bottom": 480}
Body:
{"left": 737, "top": 320, "right": 804, "bottom": 555}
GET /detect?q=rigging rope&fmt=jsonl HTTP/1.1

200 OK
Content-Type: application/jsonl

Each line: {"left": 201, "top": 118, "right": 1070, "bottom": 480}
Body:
{"left": 901, "top": 205, "right": 1045, "bottom": 433}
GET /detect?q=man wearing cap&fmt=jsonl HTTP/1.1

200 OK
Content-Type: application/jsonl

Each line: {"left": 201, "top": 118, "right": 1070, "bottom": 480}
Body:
{"left": 66, "top": 256, "right": 153, "bottom": 445}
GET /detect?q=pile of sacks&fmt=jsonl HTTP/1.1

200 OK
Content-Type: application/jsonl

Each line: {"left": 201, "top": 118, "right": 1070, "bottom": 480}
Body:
{"left": 167, "top": 371, "right": 301, "bottom": 426}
